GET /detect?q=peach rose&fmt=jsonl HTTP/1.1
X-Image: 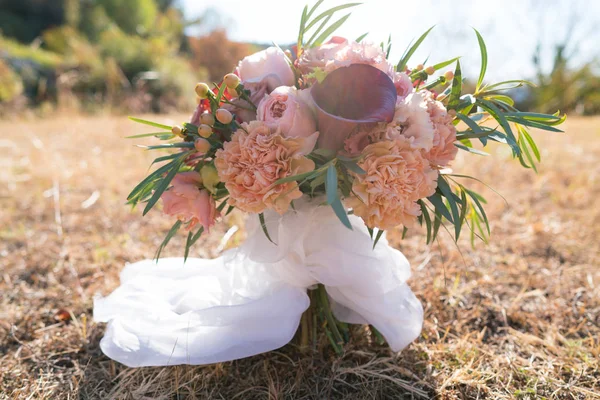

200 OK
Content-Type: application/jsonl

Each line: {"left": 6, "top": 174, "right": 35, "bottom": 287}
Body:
{"left": 237, "top": 47, "right": 295, "bottom": 87}
{"left": 215, "top": 121, "right": 318, "bottom": 214}
{"left": 299, "top": 37, "right": 394, "bottom": 78}
{"left": 161, "top": 171, "right": 219, "bottom": 232}
{"left": 257, "top": 86, "right": 317, "bottom": 139}
{"left": 347, "top": 138, "right": 438, "bottom": 230}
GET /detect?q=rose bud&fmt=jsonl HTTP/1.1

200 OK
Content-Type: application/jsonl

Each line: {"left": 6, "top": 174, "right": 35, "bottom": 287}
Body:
{"left": 425, "top": 66, "right": 435, "bottom": 75}
{"left": 198, "top": 124, "right": 213, "bottom": 138}
{"left": 200, "top": 111, "right": 215, "bottom": 126}
{"left": 194, "top": 138, "right": 211, "bottom": 153}
{"left": 224, "top": 73, "right": 240, "bottom": 89}
{"left": 195, "top": 82, "right": 210, "bottom": 99}
{"left": 444, "top": 70, "right": 454, "bottom": 81}
{"left": 200, "top": 165, "right": 220, "bottom": 193}
{"left": 171, "top": 125, "right": 184, "bottom": 137}
{"left": 215, "top": 108, "right": 233, "bottom": 124}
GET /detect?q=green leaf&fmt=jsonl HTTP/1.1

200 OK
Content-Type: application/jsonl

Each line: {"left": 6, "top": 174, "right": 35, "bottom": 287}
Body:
{"left": 304, "top": 3, "right": 360, "bottom": 32}
{"left": 311, "top": 13, "right": 351, "bottom": 47}
{"left": 437, "top": 177, "right": 461, "bottom": 239}
{"left": 464, "top": 189, "right": 490, "bottom": 235}
{"left": 184, "top": 227, "right": 204, "bottom": 263}
{"left": 325, "top": 164, "right": 338, "bottom": 205}
{"left": 482, "top": 79, "right": 535, "bottom": 92}
{"left": 473, "top": 28, "right": 487, "bottom": 91}
{"left": 144, "top": 142, "right": 195, "bottom": 150}
{"left": 143, "top": 158, "right": 183, "bottom": 216}
{"left": 305, "top": 14, "right": 332, "bottom": 48}
{"left": 373, "top": 229, "right": 384, "bottom": 249}
{"left": 428, "top": 193, "right": 453, "bottom": 223}
{"left": 298, "top": 5, "right": 309, "bottom": 50}
{"left": 418, "top": 200, "right": 432, "bottom": 244}
{"left": 215, "top": 81, "right": 227, "bottom": 105}
{"left": 355, "top": 32, "right": 369, "bottom": 42}
{"left": 259, "top": 213, "right": 276, "bottom": 244}
{"left": 341, "top": 160, "right": 366, "bottom": 175}
{"left": 128, "top": 155, "right": 186, "bottom": 201}
{"left": 274, "top": 169, "right": 320, "bottom": 185}
{"left": 447, "top": 60, "right": 462, "bottom": 110}
{"left": 129, "top": 117, "right": 172, "bottom": 131}
{"left": 126, "top": 131, "right": 173, "bottom": 139}
{"left": 331, "top": 198, "right": 352, "bottom": 230}
{"left": 432, "top": 56, "right": 460, "bottom": 71}
{"left": 306, "top": 0, "right": 325, "bottom": 20}
{"left": 477, "top": 98, "right": 519, "bottom": 155}
{"left": 397, "top": 26, "right": 435, "bottom": 72}
{"left": 155, "top": 220, "right": 182, "bottom": 261}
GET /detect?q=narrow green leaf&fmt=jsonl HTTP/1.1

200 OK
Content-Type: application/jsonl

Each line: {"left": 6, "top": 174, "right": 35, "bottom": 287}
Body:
{"left": 274, "top": 169, "right": 320, "bottom": 185}
{"left": 307, "top": 0, "right": 326, "bottom": 20}
{"left": 306, "top": 14, "right": 332, "bottom": 48}
{"left": 298, "top": 5, "right": 308, "bottom": 49}
{"left": 521, "top": 127, "right": 541, "bottom": 161}
{"left": 144, "top": 142, "right": 195, "bottom": 150}
{"left": 143, "top": 159, "right": 182, "bottom": 216}
{"left": 464, "top": 189, "right": 490, "bottom": 235}
{"left": 397, "top": 25, "right": 435, "bottom": 72}
{"left": 483, "top": 79, "right": 535, "bottom": 92}
{"left": 447, "top": 60, "right": 462, "bottom": 110}
{"left": 129, "top": 117, "right": 172, "bottom": 131}
{"left": 432, "top": 56, "right": 461, "bottom": 71}
{"left": 128, "top": 156, "right": 185, "bottom": 201}
{"left": 126, "top": 131, "right": 173, "bottom": 139}
{"left": 325, "top": 164, "right": 338, "bottom": 205}
{"left": 341, "top": 160, "right": 366, "bottom": 175}
{"left": 477, "top": 98, "right": 519, "bottom": 155}
{"left": 304, "top": 3, "right": 361, "bottom": 32}
{"left": 155, "top": 220, "right": 182, "bottom": 260}
{"left": 437, "top": 178, "right": 461, "bottom": 239}
{"left": 184, "top": 227, "right": 204, "bottom": 263}
{"left": 331, "top": 198, "right": 352, "bottom": 230}
{"left": 312, "top": 13, "right": 351, "bottom": 47}
{"left": 259, "top": 213, "right": 276, "bottom": 244}
{"left": 419, "top": 200, "right": 433, "bottom": 244}
{"left": 473, "top": 28, "right": 487, "bottom": 90}
{"left": 355, "top": 32, "right": 369, "bottom": 42}
{"left": 428, "top": 193, "right": 453, "bottom": 222}
{"left": 373, "top": 229, "right": 384, "bottom": 249}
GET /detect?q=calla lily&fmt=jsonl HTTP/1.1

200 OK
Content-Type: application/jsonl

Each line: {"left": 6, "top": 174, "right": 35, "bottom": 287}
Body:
{"left": 310, "top": 64, "right": 397, "bottom": 151}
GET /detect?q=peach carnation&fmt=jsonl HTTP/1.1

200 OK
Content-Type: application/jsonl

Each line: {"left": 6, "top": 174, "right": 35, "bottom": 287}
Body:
{"left": 215, "top": 121, "right": 318, "bottom": 214}
{"left": 299, "top": 37, "right": 394, "bottom": 77}
{"left": 422, "top": 91, "right": 458, "bottom": 167}
{"left": 348, "top": 139, "right": 438, "bottom": 230}
{"left": 161, "top": 171, "right": 219, "bottom": 232}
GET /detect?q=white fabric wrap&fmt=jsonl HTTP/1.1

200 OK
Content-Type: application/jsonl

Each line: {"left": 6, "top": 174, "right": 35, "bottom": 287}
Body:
{"left": 93, "top": 198, "right": 423, "bottom": 367}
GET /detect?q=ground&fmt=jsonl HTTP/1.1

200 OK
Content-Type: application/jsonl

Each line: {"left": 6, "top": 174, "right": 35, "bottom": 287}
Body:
{"left": 0, "top": 114, "right": 599, "bottom": 399}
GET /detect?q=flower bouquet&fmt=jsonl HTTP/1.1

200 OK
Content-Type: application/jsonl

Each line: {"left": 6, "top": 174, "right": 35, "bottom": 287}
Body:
{"left": 94, "top": 2, "right": 565, "bottom": 367}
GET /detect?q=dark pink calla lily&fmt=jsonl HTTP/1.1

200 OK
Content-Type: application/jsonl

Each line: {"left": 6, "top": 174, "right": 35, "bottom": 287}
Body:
{"left": 310, "top": 64, "right": 397, "bottom": 151}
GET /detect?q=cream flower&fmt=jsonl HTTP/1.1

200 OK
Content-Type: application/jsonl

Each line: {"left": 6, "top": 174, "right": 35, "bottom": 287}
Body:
{"left": 348, "top": 139, "right": 438, "bottom": 230}
{"left": 215, "top": 121, "right": 318, "bottom": 214}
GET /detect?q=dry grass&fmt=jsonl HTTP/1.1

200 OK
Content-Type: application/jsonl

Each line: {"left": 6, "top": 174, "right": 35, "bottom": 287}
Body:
{"left": 0, "top": 114, "right": 599, "bottom": 399}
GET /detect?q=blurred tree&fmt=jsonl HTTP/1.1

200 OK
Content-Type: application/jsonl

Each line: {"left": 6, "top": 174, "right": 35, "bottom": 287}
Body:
{"left": 189, "top": 29, "right": 254, "bottom": 82}
{"left": 96, "top": 0, "right": 158, "bottom": 35}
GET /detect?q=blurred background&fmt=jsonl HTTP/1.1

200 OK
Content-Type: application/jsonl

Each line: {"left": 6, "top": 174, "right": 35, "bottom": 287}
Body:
{"left": 0, "top": 0, "right": 598, "bottom": 117}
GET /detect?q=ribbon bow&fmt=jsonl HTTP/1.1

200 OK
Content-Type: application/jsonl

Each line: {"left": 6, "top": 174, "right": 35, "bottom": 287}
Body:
{"left": 94, "top": 198, "right": 423, "bottom": 367}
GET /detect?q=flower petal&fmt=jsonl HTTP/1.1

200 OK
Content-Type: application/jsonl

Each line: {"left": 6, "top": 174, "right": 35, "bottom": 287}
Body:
{"left": 311, "top": 64, "right": 397, "bottom": 151}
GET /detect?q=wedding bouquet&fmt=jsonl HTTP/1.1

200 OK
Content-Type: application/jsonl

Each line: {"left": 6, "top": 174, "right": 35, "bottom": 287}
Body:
{"left": 95, "top": 2, "right": 564, "bottom": 367}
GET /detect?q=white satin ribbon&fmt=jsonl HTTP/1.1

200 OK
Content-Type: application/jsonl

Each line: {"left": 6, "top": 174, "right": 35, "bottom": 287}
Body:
{"left": 94, "top": 198, "right": 423, "bottom": 367}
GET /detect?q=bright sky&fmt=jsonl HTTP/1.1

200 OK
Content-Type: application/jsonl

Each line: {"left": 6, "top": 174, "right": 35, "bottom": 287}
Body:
{"left": 182, "top": 0, "right": 599, "bottom": 82}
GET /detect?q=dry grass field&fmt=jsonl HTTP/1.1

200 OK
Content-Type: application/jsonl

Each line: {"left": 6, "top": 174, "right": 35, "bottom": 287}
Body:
{"left": 0, "top": 114, "right": 599, "bottom": 399}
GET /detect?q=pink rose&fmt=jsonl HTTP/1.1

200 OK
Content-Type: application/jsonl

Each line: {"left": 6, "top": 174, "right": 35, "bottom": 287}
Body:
{"left": 237, "top": 47, "right": 295, "bottom": 87}
{"left": 161, "top": 171, "right": 219, "bottom": 232}
{"left": 257, "top": 86, "right": 317, "bottom": 139}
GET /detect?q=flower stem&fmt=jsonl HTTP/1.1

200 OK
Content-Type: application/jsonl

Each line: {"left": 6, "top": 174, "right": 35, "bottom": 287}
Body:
{"left": 317, "top": 284, "right": 344, "bottom": 354}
